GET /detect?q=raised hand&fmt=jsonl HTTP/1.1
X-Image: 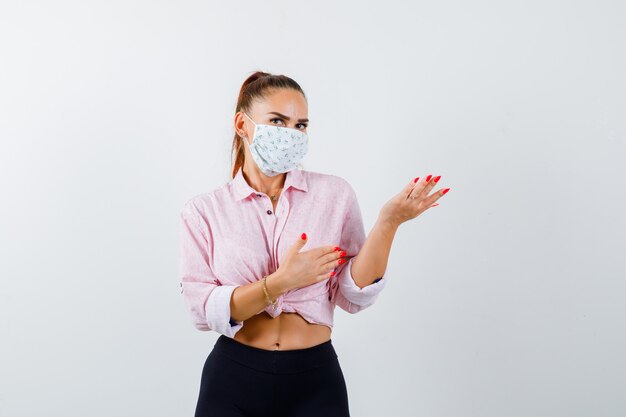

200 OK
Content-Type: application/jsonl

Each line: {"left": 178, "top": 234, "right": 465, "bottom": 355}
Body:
{"left": 379, "top": 174, "right": 451, "bottom": 227}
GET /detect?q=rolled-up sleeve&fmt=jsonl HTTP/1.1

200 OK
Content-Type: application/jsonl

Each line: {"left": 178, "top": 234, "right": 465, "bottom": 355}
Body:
{"left": 329, "top": 183, "right": 387, "bottom": 314}
{"left": 178, "top": 202, "right": 244, "bottom": 337}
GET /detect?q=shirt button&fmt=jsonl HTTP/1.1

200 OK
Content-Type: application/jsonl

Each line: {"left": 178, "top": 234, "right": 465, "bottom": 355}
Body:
{"left": 266, "top": 209, "right": 273, "bottom": 215}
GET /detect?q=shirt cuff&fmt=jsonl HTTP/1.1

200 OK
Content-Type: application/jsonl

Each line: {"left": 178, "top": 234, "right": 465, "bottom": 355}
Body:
{"left": 205, "top": 284, "right": 244, "bottom": 338}
{"left": 338, "top": 256, "right": 387, "bottom": 307}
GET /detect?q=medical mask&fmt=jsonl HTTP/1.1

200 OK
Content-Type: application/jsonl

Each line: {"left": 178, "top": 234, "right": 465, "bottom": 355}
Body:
{"left": 242, "top": 112, "right": 309, "bottom": 177}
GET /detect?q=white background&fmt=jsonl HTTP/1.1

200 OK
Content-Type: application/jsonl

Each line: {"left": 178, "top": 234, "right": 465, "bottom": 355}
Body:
{"left": 1, "top": 1, "right": 625, "bottom": 416}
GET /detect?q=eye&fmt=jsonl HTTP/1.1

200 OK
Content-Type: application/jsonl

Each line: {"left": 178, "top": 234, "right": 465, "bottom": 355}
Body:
{"left": 270, "top": 118, "right": 307, "bottom": 129}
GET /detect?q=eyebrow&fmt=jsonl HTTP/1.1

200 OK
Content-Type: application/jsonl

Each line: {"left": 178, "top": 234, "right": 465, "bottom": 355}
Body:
{"left": 266, "top": 112, "right": 309, "bottom": 123}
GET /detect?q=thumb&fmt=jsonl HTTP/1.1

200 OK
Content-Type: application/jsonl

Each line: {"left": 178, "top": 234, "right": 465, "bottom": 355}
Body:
{"left": 289, "top": 232, "right": 308, "bottom": 253}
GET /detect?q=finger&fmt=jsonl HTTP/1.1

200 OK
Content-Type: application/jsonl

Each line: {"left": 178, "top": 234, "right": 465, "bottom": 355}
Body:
{"left": 423, "top": 187, "right": 450, "bottom": 207}
{"left": 288, "top": 232, "right": 308, "bottom": 255}
{"left": 424, "top": 175, "right": 441, "bottom": 195}
{"left": 403, "top": 176, "right": 419, "bottom": 198}
{"left": 315, "top": 268, "right": 336, "bottom": 283}
{"left": 408, "top": 174, "right": 430, "bottom": 199}
{"left": 322, "top": 257, "right": 348, "bottom": 271}
{"left": 410, "top": 174, "right": 442, "bottom": 200}
{"left": 309, "top": 244, "right": 342, "bottom": 259}
{"left": 318, "top": 250, "right": 347, "bottom": 265}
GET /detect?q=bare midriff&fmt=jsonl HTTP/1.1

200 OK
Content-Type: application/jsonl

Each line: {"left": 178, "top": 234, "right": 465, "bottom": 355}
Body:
{"left": 232, "top": 311, "right": 332, "bottom": 351}
{"left": 232, "top": 197, "right": 332, "bottom": 351}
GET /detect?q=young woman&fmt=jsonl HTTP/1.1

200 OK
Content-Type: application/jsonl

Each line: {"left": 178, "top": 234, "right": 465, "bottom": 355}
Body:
{"left": 179, "top": 71, "right": 450, "bottom": 416}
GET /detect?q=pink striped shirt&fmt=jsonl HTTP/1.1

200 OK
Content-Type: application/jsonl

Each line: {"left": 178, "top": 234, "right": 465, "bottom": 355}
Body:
{"left": 178, "top": 166, "right": 386, "bottom": 338}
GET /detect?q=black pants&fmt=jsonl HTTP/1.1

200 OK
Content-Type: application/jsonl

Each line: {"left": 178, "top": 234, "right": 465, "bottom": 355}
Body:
{"left": 194, "top": 335, "right": 351, "bottom": 417}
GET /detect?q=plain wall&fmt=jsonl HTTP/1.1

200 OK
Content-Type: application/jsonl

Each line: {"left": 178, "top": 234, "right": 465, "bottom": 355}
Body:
{"left": 1, "top": 1, "right": 625, "bottom": 416}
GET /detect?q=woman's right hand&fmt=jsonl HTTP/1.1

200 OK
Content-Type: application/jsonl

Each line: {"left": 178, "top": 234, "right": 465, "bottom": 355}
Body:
{"left": 275, "top": 233, "right": 346, "bottom": 292}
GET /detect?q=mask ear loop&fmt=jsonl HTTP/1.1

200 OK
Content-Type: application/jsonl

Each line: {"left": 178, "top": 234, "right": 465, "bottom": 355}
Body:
{"left": 243, "top": 112, "right": 256, "bottom": 126}
{"left": 241, "top": 112, "right": 256, "bottom": 143}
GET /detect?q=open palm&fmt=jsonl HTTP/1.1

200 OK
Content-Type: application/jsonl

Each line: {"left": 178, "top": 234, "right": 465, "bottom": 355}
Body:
{"left": 379, "top": 174, "right": 451, "bottom": 227}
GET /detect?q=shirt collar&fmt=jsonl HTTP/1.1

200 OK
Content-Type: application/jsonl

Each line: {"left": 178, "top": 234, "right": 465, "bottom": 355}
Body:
{"left": 231, "top": 166, "right": 308, "bottom": 201}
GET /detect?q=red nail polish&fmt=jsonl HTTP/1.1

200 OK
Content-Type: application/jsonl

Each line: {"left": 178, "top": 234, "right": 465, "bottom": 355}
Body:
{"left": 301, "top": 233, "right": 307, "bottom": 240}
{"left": 338, "top": 259, "right": 345, "bottom": 265}
{"left": 330, "top": 271, "right": 337, "bottom": 277}
{"left": 426, "top": 174, "right": 432, "bottom": 182}
{"left": 334, "top": 246, "right": 341, "bottom": 251}
{"left": 340, "top": 251, "right": 346, "bottom": 257}
{"left": 433, "top": 175, "right": 441, "bottom": 183}
{"left": 442, "top": 188, "right": 450, "bottom": 195}
{"left": 413, "top": 177, "right": 419, "bottom": 183}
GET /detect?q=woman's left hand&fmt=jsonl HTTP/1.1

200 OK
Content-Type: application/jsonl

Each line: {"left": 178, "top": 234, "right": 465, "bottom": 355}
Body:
{"left": 378, "top": 174, "right": 450, "bottom": 228}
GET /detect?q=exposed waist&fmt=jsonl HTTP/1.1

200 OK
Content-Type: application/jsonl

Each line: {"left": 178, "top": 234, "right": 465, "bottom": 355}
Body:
{"left": 233, "top": 311, "right": 331, "bottom": 350}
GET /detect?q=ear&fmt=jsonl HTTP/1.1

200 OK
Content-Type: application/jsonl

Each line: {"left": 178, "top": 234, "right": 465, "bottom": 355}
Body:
{"left": 235, "top": 111, "right": 250, "bottom": 138}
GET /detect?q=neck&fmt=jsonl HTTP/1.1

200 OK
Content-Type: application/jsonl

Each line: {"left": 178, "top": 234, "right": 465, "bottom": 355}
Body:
{"left": 242, "top": 163, "right": 285, "bottom": 196}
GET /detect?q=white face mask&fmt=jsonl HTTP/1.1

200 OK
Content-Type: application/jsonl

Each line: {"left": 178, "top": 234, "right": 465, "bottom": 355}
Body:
{"left": 242, "top": 112, "right": 309, "bottom": 177}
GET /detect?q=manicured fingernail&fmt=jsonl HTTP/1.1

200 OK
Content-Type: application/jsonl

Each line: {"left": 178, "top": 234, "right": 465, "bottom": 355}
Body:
{"left": 433, "top": 175, "right": 441, "bottom": 183}
{"left": 442, "top": 188, "right": 450, "bottom": 195}
{"left": 334, "top": 246, "right": 341, "bottom": 251}
{"left": 330, "top": 271, "right": 337, "bottom": 277}
{"left": 413, "top": 177, "right": 419, "bottom": 183}
{"left": 339, "top": 251, "right": 346, "bottom": 257}
{"left": 338, "top": 259, "right": 345, "bottom": 265}
{"left": 301, "top": 233, "right": 307, "bottom": 240}
{"left": 432, "top": 203, "right": 439, "bottom": 207}
{"left": 426, "top": 174, "right": 432, "bottom": 182}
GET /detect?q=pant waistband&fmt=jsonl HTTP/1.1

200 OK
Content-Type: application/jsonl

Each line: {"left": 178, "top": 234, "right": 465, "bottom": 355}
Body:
{"left": 212, "top": 335, "right": 338, "bottom": 374}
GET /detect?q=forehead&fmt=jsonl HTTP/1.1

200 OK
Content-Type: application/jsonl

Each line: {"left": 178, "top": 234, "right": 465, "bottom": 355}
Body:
{"left": 251, "top": 88, "right": 308, "bottom": 117}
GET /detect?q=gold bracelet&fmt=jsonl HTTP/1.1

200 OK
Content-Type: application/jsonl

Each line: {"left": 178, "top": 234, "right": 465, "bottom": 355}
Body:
{"left": 261, "top": 275, "right": 278, "bottom": 310}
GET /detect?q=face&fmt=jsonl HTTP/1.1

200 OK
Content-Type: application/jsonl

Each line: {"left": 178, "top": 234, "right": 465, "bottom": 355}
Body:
{"left": 236, "top": 88, "right": 309, "bottom": 144}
